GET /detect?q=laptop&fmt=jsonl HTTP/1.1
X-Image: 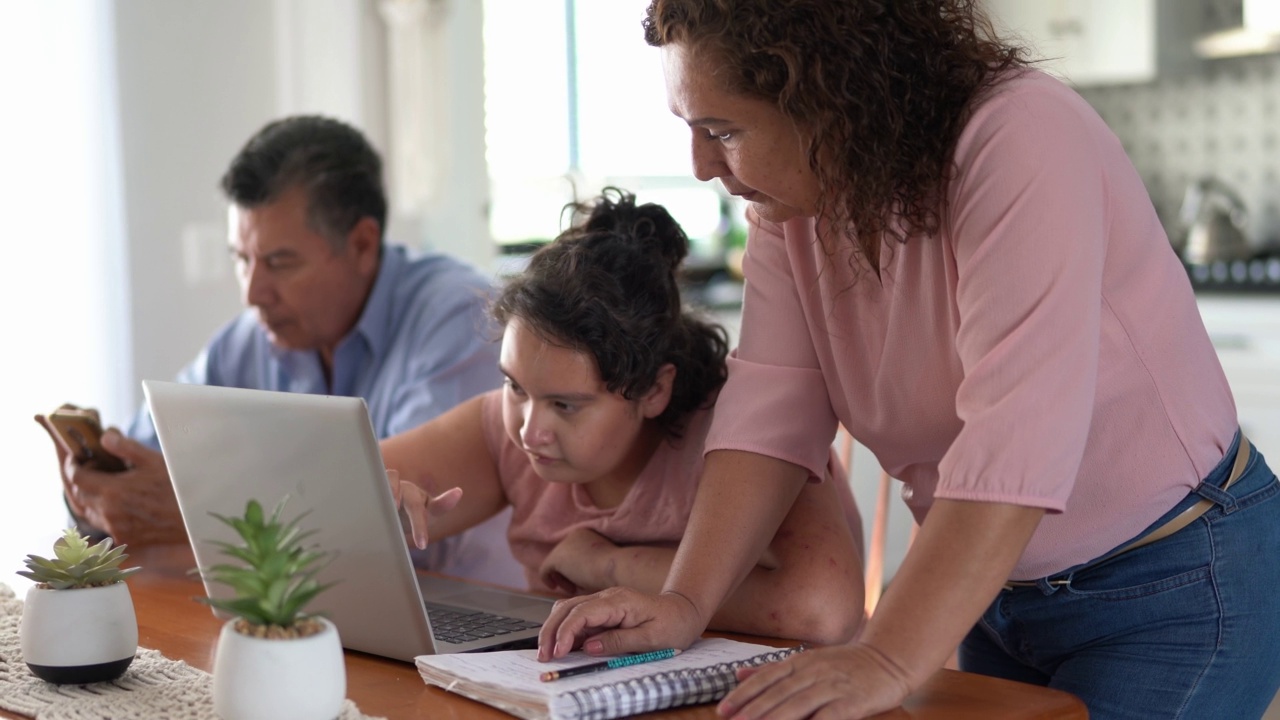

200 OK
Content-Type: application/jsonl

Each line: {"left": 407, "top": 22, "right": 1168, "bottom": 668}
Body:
{"left": 143, "top": 380, "right": 555, "bottom": 662}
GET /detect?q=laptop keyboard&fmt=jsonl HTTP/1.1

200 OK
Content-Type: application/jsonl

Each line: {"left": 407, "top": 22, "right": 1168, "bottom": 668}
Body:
{"left": 425, "top": 603, "right": 541, "bottom": 645}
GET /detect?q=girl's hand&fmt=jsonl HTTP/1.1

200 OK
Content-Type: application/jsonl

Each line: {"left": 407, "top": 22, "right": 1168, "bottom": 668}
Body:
{"left": 536, "top": 587, "right": 706, "bottom": 661}
{"left": 718, "top": 643, "right": 913, "bottom": 720}
{"left": 387, "top": 468, "right": 462, "bottom": 549}
{"left": 538, "top": 528, "right": 617, "bottom": 595}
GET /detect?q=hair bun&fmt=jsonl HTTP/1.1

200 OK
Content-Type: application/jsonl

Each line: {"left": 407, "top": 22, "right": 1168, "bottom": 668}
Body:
{"left": 580, "top": 187, "right": 689, "bottom": 273}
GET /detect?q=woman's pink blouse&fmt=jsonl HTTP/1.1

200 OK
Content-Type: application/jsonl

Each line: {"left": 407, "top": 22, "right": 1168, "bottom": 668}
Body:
{"left": 706, "top": 69, "right": 1237, "bottom": 579}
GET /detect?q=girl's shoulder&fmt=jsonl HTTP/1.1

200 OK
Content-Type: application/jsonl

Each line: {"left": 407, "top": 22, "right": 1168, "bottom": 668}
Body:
{"left": 648, "top": 405, "right": 716, "bottom": 483}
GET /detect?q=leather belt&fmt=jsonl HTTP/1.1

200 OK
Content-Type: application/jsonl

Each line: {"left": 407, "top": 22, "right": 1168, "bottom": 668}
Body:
{"left": 1004, "top": 434, "right": 1253, "bottom": 590}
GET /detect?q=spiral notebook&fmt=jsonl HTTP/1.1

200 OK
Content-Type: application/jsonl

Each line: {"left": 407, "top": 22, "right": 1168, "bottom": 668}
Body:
{"left": 415, "top": 638, "right": 803, "bottom": 720}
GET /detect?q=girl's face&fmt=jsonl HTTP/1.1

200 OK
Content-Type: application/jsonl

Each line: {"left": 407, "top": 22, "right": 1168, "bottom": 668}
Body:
{"left": 499, "top": 318, "right": 673, "bottom": 503}
{"left": 662, "top": 41, "right": 823, "bottom": 224}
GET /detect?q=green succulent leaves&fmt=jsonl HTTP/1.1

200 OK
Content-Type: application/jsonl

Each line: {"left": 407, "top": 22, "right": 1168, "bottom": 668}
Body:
{"left": 18, "top": 528, "right": 141, "bottom": 589}
{"left": 197, "top": 499, "right": 334, "bottom": 629}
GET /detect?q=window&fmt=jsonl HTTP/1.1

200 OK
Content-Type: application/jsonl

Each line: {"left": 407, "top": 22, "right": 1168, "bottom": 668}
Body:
{"left": 0, "top": 1, "right": 131, "bottom": 589}
{"left": 482, "top": 0, "right": 743, "bottom": 264}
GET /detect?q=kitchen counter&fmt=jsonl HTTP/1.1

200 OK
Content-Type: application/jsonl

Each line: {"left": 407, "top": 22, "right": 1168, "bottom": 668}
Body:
{"left": 1197, "top": 294, "right": 1280, "bottom": 460}
{"left": 1186, "top": 259, "right": 1280, "bottom": 295}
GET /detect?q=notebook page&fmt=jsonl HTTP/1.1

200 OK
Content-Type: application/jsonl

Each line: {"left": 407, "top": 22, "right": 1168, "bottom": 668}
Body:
{"left": 417, "top": 637, "right": 779, "bottom": 697}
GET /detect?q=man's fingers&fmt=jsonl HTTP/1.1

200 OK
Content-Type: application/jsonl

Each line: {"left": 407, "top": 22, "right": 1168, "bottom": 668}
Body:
{"left": 100, "top": 429, "right": 148, "bottom": 467}
{"left": 34, "top": 415, "right": 71, "bottom": 464}
{"left": 62, "top": 473, "right": 87, "bottom": 517}
{"left": 62, "top": 458, "right": 94, "bottom": 509}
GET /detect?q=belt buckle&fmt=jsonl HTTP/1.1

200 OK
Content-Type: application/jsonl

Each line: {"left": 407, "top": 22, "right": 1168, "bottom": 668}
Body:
{"left": 1002, "top": 578, "right": 1069, "bottom": 591}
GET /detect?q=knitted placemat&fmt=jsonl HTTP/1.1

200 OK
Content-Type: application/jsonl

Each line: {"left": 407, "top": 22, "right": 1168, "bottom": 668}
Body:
{"left": 0, "top": 584, "right": 385, "bottom": 720}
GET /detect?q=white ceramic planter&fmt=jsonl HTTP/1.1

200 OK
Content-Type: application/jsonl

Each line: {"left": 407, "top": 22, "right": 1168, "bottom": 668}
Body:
{"left": 20, "top": 583, "right": 138, "bottom": 684}
{"left": 212, "top": 617, "right": 346, "bottom": 720}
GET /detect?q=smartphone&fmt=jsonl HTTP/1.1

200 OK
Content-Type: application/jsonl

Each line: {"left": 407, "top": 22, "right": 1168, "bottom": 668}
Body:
{"left": 45, "top": 405, "right": 127, "bottom": 472}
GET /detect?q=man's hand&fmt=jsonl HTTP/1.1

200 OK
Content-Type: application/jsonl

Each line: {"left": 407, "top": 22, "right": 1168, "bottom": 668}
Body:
{"left": 717, "top": 643, "right": 914, "bottom": 720}
{"left": 538, "top": 528, "right": 618, "bottom": 596}
{"left": 36, "top": 417, "right": 187, "bottom": 546}
{"left": 536, "top": 587, "right": 706, "bottom": 662}
{"left": 388, "top": 468, "right": 462, "bottom": 550}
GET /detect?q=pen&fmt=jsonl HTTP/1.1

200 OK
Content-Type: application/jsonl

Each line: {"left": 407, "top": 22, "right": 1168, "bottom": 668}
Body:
{"left": 539, "top": 648, "right": 682, "bottom": 682}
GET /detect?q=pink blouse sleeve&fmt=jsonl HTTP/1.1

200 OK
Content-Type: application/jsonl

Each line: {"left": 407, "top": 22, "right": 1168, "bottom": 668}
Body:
{"left": 934, "top": 80, "right": 1110, "bottom": 509}
{"left": 705, "top": 211, "right": 839, "bottom": 480}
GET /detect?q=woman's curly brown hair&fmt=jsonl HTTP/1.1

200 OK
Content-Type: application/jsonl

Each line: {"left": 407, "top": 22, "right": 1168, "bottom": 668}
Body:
{"left": 644, "top": 0, "right": 1027, "bottom": 265}
{"left": 492, "top": 188, "right": 729, "bottom": 437}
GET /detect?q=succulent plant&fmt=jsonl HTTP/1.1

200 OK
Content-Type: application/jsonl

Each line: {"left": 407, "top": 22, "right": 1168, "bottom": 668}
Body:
{"left": 18, "top": 528, "right": 141, "bottom": 589}
{"left": 197, "top": 499, "right": 334, "bottom": 631}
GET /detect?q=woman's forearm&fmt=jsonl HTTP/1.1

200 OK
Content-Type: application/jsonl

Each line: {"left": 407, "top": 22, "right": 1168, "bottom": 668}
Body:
{"left": 859, "top": 499, "right": 1044, "bottom": 687}
{"left": 661, "top": 450, "right": 813, "bottom": 629}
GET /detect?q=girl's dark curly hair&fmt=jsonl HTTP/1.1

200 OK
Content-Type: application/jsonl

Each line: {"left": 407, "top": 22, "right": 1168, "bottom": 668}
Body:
{"left": 492, "top": 188, "right": 729, "bottom": 437}
{"left": 643, "top": 0, "right": 1027, "bottom": 265}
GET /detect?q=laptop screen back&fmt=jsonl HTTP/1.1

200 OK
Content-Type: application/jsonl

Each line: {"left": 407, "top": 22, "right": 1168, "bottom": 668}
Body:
{"left": 144, "top": 380, "right": 436, "bottom": 661}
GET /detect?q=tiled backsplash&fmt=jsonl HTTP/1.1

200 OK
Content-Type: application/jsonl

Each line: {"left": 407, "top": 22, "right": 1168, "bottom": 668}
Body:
{"left": 1079, "top": 54, "right": 1280, "bottom": 250}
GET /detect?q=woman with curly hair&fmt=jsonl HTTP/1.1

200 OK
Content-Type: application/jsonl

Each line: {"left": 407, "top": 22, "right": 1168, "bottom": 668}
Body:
{"left": 537, "top": 2, "right": 1280, "bottom": 718}
{"left": 381, "top": 189, "right": 864, "bottom": 642}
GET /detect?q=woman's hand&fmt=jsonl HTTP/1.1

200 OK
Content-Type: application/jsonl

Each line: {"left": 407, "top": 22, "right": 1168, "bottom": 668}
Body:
{"left": 718, "top": 643, "right": 913, "bottom": 720}
{"left": 538, "top": 527, "right": 618, "bottom": 595}
{"left": 536, "top": 587, "right": 706, "bottom": 661}
{"left": 388, "top": 468, "right": 462, "bottom": 549}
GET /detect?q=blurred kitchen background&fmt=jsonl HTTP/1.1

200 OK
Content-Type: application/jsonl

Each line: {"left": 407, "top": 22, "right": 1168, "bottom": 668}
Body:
{"left": 992, "top": 0, "right": 1280, "bottom": 280}
{"left": 1, "top": 4, "right": 1277, "bottom": 686}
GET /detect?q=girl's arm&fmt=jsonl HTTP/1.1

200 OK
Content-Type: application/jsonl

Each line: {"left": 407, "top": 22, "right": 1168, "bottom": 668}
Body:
{"left": 379, "top": 395, "right": 508, "bottom": 543}
{"left": 538, "top": 449, "right": 826, "bottom": 657}
{"left": 540, "top": 450, "right": 864, "bottom": 645}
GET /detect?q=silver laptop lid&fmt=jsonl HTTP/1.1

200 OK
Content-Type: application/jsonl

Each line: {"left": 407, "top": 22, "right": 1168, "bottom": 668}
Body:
{"left": 144, "top": 380, "right": 438, "bottom": 661}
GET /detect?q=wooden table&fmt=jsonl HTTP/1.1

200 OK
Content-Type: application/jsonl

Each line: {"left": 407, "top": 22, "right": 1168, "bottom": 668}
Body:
{"left": 4, "top": 545, "right": 1087, "bottom": 719}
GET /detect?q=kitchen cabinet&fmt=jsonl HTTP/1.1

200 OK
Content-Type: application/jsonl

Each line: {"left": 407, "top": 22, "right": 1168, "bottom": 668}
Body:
{"left": 1197, "top": 295, "right": 1280, "bottom": 458}
{"left": 983, "top": 0, "right": 1197, "bottom": 86}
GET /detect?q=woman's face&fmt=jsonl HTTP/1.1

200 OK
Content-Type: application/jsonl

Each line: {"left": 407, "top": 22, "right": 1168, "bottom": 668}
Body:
{"left": 499, "top": 318, "right": 670, "bottom": 496}
{"left": 662, "top": 41, "right": 822, "bottom": 224}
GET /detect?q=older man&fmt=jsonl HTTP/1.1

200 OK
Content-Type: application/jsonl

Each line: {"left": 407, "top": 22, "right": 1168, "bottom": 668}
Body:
{"left": 38, "top": 115, "right": 521, "bottom": 585}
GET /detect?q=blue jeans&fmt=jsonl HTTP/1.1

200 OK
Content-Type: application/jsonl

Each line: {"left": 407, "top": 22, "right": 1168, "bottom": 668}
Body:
{"left": 960, "top": 433, "right": 1280, "bottom": 720}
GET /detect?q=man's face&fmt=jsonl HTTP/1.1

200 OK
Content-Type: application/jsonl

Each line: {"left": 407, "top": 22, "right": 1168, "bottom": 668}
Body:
{"left": 228, "top": 186, "right": 379, "bottom": 360}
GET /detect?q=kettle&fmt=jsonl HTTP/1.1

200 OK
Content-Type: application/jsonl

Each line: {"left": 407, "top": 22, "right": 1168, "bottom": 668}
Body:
{"left": 1178, "top": 176, "right": 1251, "bottom": 265}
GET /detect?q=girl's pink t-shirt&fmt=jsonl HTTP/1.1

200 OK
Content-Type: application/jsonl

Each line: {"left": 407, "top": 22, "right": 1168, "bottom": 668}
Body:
{"left": 707, "top": 69, "right": 1237, "bottom": 580}
{"left": 480, "top": 390, "right": 861, "bottom": 591}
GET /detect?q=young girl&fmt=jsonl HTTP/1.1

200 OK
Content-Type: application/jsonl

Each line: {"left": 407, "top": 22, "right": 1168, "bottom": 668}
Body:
{"left": 381, "top": 190, "right": 864, "bottom": 643}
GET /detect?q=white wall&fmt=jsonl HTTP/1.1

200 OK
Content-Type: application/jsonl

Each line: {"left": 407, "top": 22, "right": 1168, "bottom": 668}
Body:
{"left": 111, "top": 0, "right": 278, "bottom": 403}
{"left": 413, "top": 1, "right": 493, "bottom": 271}
{"left": 109, "top": 0, "right": 491, "bottom": 413}
{"left": 2, "top": 1, "right": 134, "bottom": 591}
{"left": 2, "top": 0, "right": 491, "bottom": 589}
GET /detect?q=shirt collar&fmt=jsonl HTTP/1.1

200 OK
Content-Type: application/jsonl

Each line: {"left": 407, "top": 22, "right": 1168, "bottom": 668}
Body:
{"left": 348, "top": 244, "right": 406, "bottom": 361}
{"left": 266, "top": 244, "right": 406, "bottom": 371}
